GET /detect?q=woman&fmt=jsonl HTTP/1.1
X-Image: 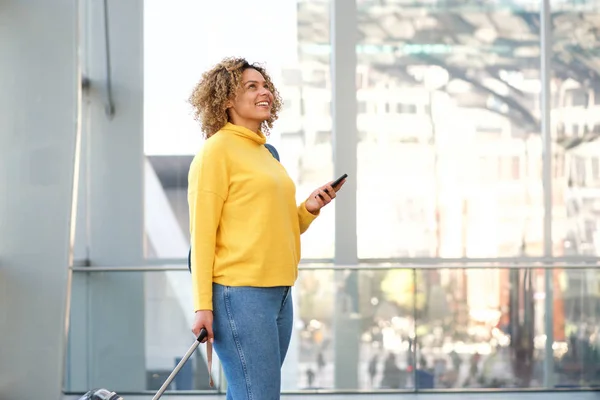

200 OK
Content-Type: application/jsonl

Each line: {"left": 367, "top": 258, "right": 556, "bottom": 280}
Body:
{"left": 187, "top": 57, "right": 345, "bottom": 399}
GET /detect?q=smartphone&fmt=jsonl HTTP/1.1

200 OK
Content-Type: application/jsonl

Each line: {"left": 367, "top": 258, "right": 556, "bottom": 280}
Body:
{"left": 331, "top": 173, "right": 348, "bottom": 189}
{"left": 318, "top": 173, "right": 348, "bottom": 200}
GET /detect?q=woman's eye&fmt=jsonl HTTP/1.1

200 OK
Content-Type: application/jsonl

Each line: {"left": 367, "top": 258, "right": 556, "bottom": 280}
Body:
{"left": 248, "top": 84, "right": 256, "bottom": 89}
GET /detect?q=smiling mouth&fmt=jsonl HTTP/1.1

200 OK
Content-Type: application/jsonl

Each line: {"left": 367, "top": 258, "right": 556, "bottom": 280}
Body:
{"left": 256, "top": 101, "right": 270, "bottom": 108}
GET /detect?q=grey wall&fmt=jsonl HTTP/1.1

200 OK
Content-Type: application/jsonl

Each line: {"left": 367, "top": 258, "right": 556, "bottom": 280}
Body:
{"left": 0, "top": 1, "right": 80, "bottom": 399}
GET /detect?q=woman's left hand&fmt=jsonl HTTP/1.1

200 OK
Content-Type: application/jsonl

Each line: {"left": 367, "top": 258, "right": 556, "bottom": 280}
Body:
{"left": 305, "top": 178, "right": 346, "bottom": 215}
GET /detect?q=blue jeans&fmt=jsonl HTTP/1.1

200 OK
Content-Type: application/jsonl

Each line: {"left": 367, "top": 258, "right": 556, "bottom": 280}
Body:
{"left": 212, "top": 283, "right": 293, "bottom": 400}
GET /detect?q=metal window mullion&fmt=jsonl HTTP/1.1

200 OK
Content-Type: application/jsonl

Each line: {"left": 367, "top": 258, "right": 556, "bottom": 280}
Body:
{"left": 332, "top": 0, "right": 358, "bottom": 265}
{"left": 540, "top": 0, "right": 555, "bottom": 388}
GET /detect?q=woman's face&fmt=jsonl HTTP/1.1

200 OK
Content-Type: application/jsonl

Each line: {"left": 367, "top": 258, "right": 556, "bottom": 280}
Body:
{"left": 227, "top": 68, "right": 274, "bottom": 131}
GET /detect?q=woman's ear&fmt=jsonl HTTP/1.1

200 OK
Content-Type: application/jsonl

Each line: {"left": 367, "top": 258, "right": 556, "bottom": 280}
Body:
{"left": 225, "top": 98, "right": 236, "bottom": 118}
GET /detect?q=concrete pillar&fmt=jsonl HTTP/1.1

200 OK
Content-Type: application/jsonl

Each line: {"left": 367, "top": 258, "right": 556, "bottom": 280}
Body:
{"left": 0, "top": 1, "right": 81, "bottom": 399}
{"left": 66, "top": 0, "right": 146, "bottom": 392}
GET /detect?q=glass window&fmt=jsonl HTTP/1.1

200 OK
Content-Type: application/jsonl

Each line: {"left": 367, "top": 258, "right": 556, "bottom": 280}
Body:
{"left": 356, "top": 4, "right": 543, "bottom": 258}
{"left": 65, "top": 264, "right": 600, "bottom": 392}
{"left": 552, "top": 2, "right": 600, "bottom": 258}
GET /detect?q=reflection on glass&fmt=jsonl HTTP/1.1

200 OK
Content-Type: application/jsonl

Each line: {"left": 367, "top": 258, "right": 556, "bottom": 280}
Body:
{"left": 295, "top": 268, "right": 415, "bottom": 390}
{"left": 65, "top": 266, "right": 600, "bottom": 392}
{"left": 551, "top": 4, "right": 600, "bottom": 257}
{"left": 554, "top": 268, "right": 600, "bottom": 388}
{"left": 295, "top": 269, "right": 336, "bottom": 389}
{"left": 295, "top": 266, "right": 600, "bottom": 390}
{"left": 415, "top": 267, "right": 600, "bottom": 390}
{"left": 347, "top": 3, "right": 544, "bottom": 258}
{"left": 416, "top": 268, "right": 546, "bottom": 389}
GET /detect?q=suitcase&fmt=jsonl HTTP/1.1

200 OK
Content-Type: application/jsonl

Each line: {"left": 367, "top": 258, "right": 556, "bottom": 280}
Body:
{"left": 78, "top": 328, "right": 211, "bottom": 400}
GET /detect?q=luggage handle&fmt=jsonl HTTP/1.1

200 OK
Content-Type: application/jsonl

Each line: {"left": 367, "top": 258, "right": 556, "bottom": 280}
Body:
{"left": 151, "top": 328, "right": 209, "bottom": 400}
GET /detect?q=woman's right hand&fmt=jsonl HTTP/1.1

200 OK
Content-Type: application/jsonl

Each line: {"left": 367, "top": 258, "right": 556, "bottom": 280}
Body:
{"left": 192, "top": 310, "right": 214, "bottom": 343}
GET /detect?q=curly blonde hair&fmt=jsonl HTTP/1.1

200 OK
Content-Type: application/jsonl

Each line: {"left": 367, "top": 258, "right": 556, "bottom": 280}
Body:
{"left": 188, "top": 57, "right": 282, "bottom": 138}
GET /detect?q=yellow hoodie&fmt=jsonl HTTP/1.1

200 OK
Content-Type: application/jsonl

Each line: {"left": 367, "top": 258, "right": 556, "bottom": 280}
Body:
{"left": 187, "top": 123, "right": 319, "bottom": 311}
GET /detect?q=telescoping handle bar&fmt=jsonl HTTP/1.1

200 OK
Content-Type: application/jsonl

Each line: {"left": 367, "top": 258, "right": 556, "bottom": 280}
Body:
{"left": 151, "top": 328, "right": 208, "bottom": 400}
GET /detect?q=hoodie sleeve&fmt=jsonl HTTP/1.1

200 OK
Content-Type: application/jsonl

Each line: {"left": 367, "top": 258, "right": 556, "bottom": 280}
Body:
{"left": 188, "top": 141, "right": 229, "bottom": 311}
{"left": 297, "top": 200, "right": 319, "bottom": 234}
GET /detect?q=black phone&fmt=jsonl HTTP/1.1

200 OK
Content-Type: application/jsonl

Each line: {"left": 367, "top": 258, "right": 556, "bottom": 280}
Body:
{"left": 318, "top": 173, "right": 348, "bottom": 200}
{"left": 331, "top": 173, "right": 348, "bottom": 189}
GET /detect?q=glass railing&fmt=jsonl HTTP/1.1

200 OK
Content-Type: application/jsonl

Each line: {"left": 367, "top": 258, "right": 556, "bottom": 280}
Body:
{"left": 64, "top": 264, "right": 600, "bottom": 395}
